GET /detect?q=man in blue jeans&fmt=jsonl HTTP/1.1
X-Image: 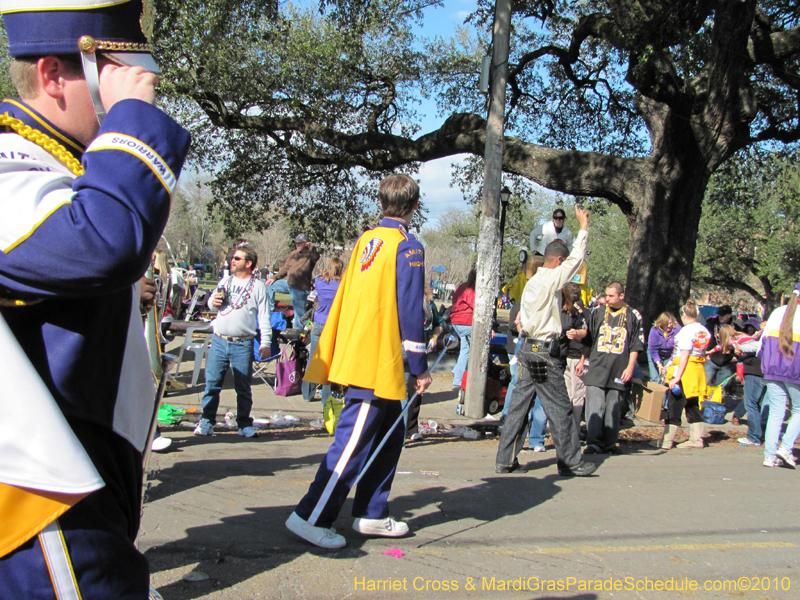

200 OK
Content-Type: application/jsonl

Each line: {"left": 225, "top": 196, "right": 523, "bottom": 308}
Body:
{"left": 195, "top": 244, "right": 272, "bottom": 438}
{"left": 267, "top": 234, "right": 320, "bottom": 329}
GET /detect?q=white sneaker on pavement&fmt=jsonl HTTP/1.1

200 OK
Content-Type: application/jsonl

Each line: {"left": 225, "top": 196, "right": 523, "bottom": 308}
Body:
{"left": 776, "top": 446, "right": 797, "bottom": 468}
{"left": 151, "top": 436, "right": 172, "bottom": 452}
{"left": 738, "top": 437, "right": 758, "bottom": 446}
{"left": 533, "top": 445, "right": 546, "bottom": 453}
{"left": 238, "top": 426, "right": 259, "bottom": 438}
{"left": 352, "top": 517, "right": 409, "bottom": 537}
{"left": 285, "top": 512, "right": 346, "bottom": 549}
{"left": 193, "top": 418, "right": 214, "bottom": 436}
{"left": 763, "top": 455, "right": 783, "bottom": 468}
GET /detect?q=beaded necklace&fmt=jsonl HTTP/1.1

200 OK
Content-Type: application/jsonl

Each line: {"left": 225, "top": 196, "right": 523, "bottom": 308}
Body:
{"left": 602, "top": 302, "right": 628, "bottom": 330}
{"left": 1, "top": 113, "right": 84, "bottom": 176}
{"left": 219, "top": 275, "right": 255, "bottom": 315}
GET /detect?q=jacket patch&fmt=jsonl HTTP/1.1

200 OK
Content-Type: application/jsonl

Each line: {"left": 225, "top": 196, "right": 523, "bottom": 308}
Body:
{"left": 360, "top": 238, "right": 384, "bottom": 272}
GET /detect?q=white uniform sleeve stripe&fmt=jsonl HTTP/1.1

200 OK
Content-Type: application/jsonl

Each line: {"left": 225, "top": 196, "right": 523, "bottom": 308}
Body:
{"left": 85, "top": 133, "right": 177, "bottom": 195}
{"left": 403, "top": 340, "right": 426, "bottom": 354}
{"left": 1, "top": 1, "right": 126, "bottom": 14}
{"left": 39, "top": 520, "right": 83, "bottom": 600}
{"left": 308, "top": 399, "right": 372, "bottom": 525}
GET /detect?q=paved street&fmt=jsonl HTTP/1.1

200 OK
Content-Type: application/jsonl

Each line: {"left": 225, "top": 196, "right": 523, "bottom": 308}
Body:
{"left": 141, "top": 349, "right": 800, "bottom": 599}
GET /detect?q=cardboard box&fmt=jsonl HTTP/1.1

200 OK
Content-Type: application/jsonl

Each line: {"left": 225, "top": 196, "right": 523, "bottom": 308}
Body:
{"left": 631, "top": 380, "right": 668, "bottom": 422}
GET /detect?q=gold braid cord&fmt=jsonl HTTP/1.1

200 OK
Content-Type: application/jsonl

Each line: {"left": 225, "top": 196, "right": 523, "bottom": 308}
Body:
{"left": 1, "top": 113, "right": 84, "bottom": 176}
{"left": 0, "top": 297, "right": 42, "bottom": 307}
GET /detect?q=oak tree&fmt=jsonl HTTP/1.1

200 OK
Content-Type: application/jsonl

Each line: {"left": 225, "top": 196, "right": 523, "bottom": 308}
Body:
{"left": 151, "top": 0, "right": 800, "bottom": 324}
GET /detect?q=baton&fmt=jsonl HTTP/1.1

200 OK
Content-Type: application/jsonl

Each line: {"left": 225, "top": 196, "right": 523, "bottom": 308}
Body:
{"left": 352, "top": 334, "right": 457, "bottom": 487}
{"left": 140, "top": 352, "right": 177, "bottom": 507}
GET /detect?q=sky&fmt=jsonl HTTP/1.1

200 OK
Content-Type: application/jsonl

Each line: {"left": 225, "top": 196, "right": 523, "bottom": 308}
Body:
{"left": 409, "top": 1, "right": 479, "bottom": 224}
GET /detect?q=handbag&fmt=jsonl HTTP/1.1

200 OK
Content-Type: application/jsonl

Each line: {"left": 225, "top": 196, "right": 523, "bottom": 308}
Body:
{"left": 323, "top": 395, "right": 344, "bottom": 434}
{"left": 274, "top": 341, "right": 303, "bottom": 396}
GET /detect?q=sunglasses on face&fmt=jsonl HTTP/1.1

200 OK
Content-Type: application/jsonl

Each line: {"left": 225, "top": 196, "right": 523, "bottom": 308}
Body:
{"left": 232, "top": 256, "right": 245, "bottom": 262}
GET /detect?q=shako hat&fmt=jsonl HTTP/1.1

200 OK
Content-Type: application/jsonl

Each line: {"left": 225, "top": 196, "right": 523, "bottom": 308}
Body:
{"left": 1, "top": 0, "right": 158, "bottom": 123}
{"left": 1, "top": 0, "right": 157, "bottom": 72}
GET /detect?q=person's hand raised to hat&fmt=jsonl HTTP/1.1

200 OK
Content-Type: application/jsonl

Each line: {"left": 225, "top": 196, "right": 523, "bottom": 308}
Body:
{"left": 575, "top": 205, "right": 589, "bottom": 230}
{"left": 99, "top": 62, "right": 157, "bottom": 110}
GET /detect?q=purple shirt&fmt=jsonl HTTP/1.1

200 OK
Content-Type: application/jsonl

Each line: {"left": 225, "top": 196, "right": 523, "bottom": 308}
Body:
{"left": 313, "top": 277, "right": 340, "bottom": 325}
{"left": 648, "top": 324, "right": 681, "bottom": 363}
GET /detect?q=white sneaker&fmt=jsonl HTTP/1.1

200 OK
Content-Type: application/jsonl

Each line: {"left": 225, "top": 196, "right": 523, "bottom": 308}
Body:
{"left": 352, "top": 517, "right": 409, "bottom": 538}
{"left": 285, "top": 512, "right": 346, "bottom": 549}
{"left": 776, "top": 446, "right": 797, "bottom": 468}
{"left": 533, "top": 445, "right": 546, "bottom": 453}
{"left": 193, "top": 418, "right": 214, "bottom": 436}
{"left": 151, "top": 436, "right": 172, "bottom": 452}
{"left": 408, "top": 433, "right": 423, "bottom": 442}
{"left": 738, "top": 437, "right": 758, "bottom": 446}
{"left": 763, "top": 455, "right": 782, "bottom": 468}
{"left": 238, "top": 426, "right": 259, "bottom": 438}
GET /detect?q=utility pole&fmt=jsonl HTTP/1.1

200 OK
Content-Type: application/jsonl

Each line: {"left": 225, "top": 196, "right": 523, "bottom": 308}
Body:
{"left": 464, "top": 0, "right": 512, "bottom": 419}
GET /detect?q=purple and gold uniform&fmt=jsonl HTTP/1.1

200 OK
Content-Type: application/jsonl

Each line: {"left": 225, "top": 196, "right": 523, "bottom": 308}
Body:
{"left": 0, "top": 2, "right": 190, "bottom": 598}
{"left": 298, "top": 216, "right": 427, "bottom": 528}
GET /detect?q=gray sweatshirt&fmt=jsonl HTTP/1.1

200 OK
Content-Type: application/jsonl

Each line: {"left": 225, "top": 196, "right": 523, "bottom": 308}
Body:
{"left": 209, "top": 276, "right": 272, "bottom": 346}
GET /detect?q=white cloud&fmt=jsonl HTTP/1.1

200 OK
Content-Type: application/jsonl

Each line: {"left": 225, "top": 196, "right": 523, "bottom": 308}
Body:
{"left": 415, "top": 155, "right": 474, "bottom": 223}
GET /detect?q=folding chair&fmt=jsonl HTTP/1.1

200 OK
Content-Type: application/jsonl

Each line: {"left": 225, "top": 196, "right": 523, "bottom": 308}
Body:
{"left": 252, "top": 312, "right": 289, "bottom": 389}
{"left": 183, "top": 288, "right": 209, "bottom": 321}
{"left": 175, "top": 322, "right": 213, "bottom": 386}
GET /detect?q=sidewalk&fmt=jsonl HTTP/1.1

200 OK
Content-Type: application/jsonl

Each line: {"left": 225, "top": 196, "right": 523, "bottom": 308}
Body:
{"left": 141, "top": 344, "right": 799, "bottom": 600}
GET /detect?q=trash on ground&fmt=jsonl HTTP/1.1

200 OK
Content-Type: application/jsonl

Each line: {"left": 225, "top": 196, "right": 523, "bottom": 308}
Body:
{"left": 309, "top": 419, "right": 325, "bottom": 429}
{"left": 421, "top": 471, "right": 440, "bottom": 477}
{"left": 383, "top": 548, "right": 404, "bottom": 558}
{"left": 270, "top": 412, "right": 299, "bottom": 428}
{"left": 446, "top": 425, "right": 480, "bottom": 439}
{"left": 157, "top": 404, "right": 186, "bottom": 425}
{"left": 182, "top": 572, "right": 209, "bottom": 582}
{"left": 418, "top": 420, "right": 439, "bottom": 436}
{"left": 397, "top": 471, "right": 413, "bottom": 475}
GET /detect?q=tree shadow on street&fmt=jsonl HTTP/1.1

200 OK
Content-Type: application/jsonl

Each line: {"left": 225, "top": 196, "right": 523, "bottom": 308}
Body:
{"left": 145, "top": 452, "right": 327, "bottom": 503}
{"left": 144, "top": 461, "right": 568, "bottom": 599}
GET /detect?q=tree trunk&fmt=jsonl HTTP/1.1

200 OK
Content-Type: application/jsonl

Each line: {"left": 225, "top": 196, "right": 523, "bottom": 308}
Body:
{"left": 625, "top": 111, "right": 711, "bottom": 328}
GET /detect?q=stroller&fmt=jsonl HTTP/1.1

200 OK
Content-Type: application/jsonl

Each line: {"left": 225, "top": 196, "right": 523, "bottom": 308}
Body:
{"left": 441, "top": 305, "right": 511, "bottom": 415}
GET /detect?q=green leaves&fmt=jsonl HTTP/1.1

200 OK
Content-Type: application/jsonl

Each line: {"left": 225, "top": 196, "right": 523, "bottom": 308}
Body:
{"left": 694, "top": 145, "right": 800, "bottom": 310}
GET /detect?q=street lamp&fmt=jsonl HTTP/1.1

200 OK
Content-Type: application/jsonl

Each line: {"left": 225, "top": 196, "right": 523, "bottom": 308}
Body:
{"left": 499, "top": 185, "right": 512, "bottom": 245}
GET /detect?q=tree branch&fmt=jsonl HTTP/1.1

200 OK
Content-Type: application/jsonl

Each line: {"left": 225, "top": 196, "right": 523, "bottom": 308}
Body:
{"left": 192, "top": 90, "right": 643, "bottom": 209}
{"left": 697, "top": 271, "right": 767, "bottom": 307}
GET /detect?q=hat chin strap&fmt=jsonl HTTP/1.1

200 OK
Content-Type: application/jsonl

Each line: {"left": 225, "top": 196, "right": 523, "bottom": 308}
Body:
{"left": 80, "top": 51, "right": 106, "bottom": 125}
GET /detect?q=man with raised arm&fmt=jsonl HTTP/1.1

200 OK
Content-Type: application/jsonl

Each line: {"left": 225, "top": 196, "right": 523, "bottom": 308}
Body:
{"left": 495, "top": 206, "right": 597, "bottom": 477}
